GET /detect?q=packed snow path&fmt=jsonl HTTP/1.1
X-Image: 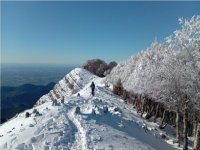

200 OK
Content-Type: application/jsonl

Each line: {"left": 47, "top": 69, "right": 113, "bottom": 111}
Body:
{"left": 0, "top": 68, "right": 180, "bottom": 150}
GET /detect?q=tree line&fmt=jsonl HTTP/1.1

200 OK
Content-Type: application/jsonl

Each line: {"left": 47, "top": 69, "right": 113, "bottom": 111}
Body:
{"left": 108, "top": 16, "right": 200, "bottom": 150}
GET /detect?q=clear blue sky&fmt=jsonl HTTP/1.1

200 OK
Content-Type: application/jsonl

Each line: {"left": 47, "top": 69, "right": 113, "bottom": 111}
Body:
{"left": 1, "top": 1, "right": 200, "bottom": 65}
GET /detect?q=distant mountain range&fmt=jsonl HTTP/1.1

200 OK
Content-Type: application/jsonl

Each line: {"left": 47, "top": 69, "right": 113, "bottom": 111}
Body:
{"left": 1, "top": 82, "right": 55, "bottom": 123}
{"left": 1, "top": 64, "right": 78, "bottom": 124}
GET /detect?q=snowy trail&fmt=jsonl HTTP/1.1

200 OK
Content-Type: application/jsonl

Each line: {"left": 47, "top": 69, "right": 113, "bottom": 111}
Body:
{"left": 68, "top": 107, "right": 88, "bottom": 150}
{"left": 66, "top": 97, "right": 89, "bottom": 150}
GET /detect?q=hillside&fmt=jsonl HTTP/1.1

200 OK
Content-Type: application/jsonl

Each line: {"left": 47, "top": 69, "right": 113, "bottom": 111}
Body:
{"left": 0, "top": 68, "right": 180, "bottom": 150}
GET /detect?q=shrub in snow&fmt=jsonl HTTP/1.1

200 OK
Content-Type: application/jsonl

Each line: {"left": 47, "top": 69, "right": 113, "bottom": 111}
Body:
{"left": 104, "top": 81, "right": 110, "bottom": 88}
{"left": 160, "top": 133, "right": 167, "bottom": 140}
{"left": 75, "top": 106, "right": 81, "bottom": 114}
{"left": 34, "top": 111, "right": 41, "bottom": 117}
{"left": 60, "top": 131, "right": 63, "bottom": 136}
{"left": 52, "top": 99, "right": 58, "bottom": 106}
{"left": 61, "top": 99, "right": 64, "bottom": 104}
{"left": 103, "top": 106, "right": 109, "bottom": 113}
{"left": 114, "top": 107, "right": 121, "bottom": 113}
{"left": 113, "top": 79, "right": 124, "bottom": 96}
{"left": 32, "top": 109, "right": 38, "bottom": 114}
{"left": 25, "top": 112, "right": 30, "bottom": 118}
{"left": 91, "top": 109, "right": 96, "bottom": 115}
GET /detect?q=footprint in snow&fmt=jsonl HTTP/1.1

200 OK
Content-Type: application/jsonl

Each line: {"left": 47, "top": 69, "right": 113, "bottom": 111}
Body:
{"left": 16, "top": 143, "right": 25, "bottom": 150}
{"left": 10, "top": 133, "right": 15, "bottom": 137}
{"left": 3, "top": 142, "right": 7, "bottom": 148}
{"left": 30, "top": 134, "right": 44, "bottom": 143}
{"left": 20, "top": 128, "right": 25, "bottom": 132}
{"left": 16, "top": 143, "right": 33, "bottom": 150}
{"left": 44, "top": 145, "right": 50, "bottom": 150}
{"left": 44, "top": 141, "right": 51, "bottom": 145}
{"left": 29, "top": 124, "right": 34, "bottom": 127}
{"left": 30, "top": 137, "right": 37, "bottom": 143}
{"left": 7, "top": 130, "right": 12, "bottom": 133}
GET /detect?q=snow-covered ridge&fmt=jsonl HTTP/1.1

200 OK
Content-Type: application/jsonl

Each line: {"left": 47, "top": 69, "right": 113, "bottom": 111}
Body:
{"left": 0, "top": 68, "right": 180, "bottom": 150}
{"left": 36, "top": 68, "right": 98, "bottom": 105}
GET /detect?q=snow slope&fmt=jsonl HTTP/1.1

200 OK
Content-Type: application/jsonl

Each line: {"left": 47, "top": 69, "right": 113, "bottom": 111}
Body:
{"left": 0, "top": 68, "right": 180, "bottom": 150}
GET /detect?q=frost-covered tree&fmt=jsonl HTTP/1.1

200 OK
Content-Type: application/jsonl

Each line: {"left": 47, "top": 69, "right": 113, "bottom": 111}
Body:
{"left": 164, "top": 16, "right": 200, "bottom": 149}
{"left": 107, "top": 15, "right": 200, "bottom": 149}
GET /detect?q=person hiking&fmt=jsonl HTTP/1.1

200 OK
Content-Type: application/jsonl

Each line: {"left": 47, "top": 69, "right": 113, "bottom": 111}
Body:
{"left": 90, "top": 81, "right": 95, "bottom": 96}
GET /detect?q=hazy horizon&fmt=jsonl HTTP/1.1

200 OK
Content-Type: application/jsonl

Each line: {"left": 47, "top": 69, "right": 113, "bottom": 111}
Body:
{"left": 1, "top": 62, "right": 80, "bottom": 66}
{"left": 1, "top": 63, "right": 79, "bottom": 87}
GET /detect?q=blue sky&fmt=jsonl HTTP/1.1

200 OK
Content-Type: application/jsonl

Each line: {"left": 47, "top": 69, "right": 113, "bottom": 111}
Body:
{"left": 1, "top": 1, "right": 200, "bottom": 65}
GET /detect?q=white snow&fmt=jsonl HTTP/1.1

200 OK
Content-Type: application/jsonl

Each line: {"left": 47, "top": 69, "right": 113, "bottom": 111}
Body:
{"left": 0, "top": 68, "right": 181, "bottom": 150}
